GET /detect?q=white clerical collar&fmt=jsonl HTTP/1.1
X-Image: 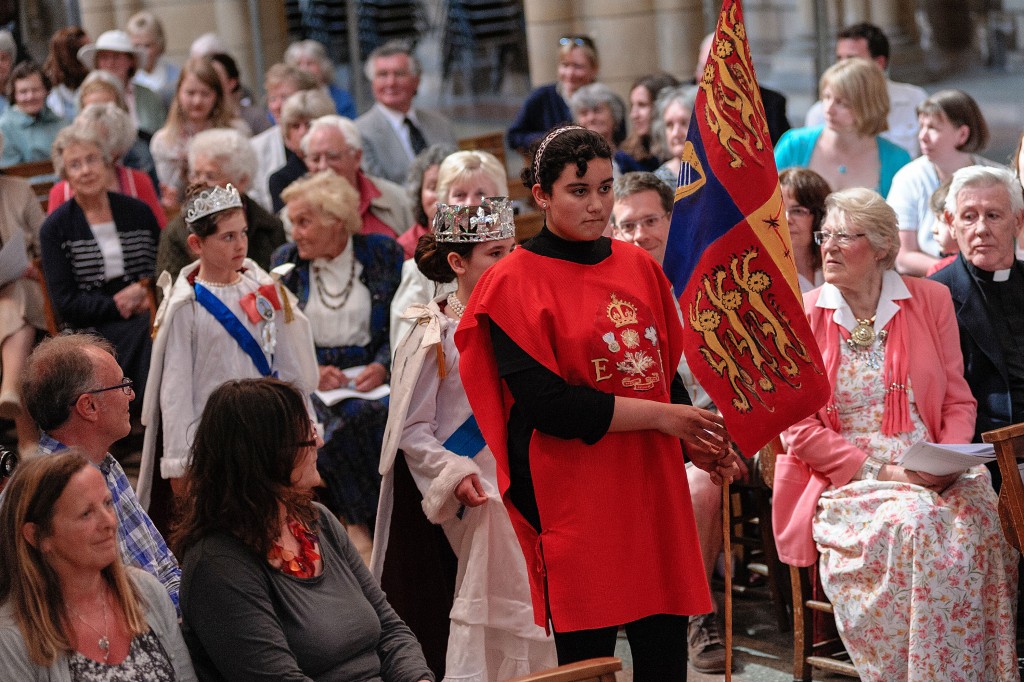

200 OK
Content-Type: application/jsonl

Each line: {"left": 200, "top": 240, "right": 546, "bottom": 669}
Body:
{"left": 816, "top": 269, "right": 910, "bottom": 334}
{"left": 993, "top": 268, "right": 1011, "bottom": 282}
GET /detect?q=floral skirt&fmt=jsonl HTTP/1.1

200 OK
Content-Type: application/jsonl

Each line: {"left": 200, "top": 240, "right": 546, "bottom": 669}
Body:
{"left": 814, "top": 469, "right": 1019, "bottom": 681}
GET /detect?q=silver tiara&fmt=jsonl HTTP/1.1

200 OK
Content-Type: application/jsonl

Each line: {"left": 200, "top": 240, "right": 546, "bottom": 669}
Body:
{"left": 185, "top": 184, "right": 243, "bottom": 225}
{"left": 433, "top": 197, "right": 515, "bottom": 243}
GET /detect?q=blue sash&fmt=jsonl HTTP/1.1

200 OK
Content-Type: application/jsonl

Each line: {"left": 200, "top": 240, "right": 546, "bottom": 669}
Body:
{"left": 194, "top": 283, "right": 273, "bottom": 377}
{"left": 443, "top": 414, "right": 485, "bottom": 459}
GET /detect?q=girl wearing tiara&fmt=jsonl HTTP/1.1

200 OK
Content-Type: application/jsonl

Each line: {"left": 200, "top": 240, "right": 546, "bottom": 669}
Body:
{"left": 373, "top": 198, "right": 554, "bottom": 681}
{"left": 137, "top": 183, "right": 318, "bottom": 512}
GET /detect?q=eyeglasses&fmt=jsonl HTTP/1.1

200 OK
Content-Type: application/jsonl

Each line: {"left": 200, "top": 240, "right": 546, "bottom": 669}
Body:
{"left": 83, "top": 379, "right": 134, "bottom": 397}
{"left": 813, "top": 231, "right": 867, "bottom": 246}
{"left": 559, "top": 36, "right": 596, "bottom": 50}
{"left": 305, "top": 150, "right": 353, "bottom": 165}
{"left": 785, "top": 206, "right": 811, "bottom": 219}
{"left": 615, "top": 212, "right": 669, "bottom": 235}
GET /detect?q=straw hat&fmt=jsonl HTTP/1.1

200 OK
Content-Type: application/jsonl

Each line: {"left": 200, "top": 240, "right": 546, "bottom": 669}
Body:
{"left": 77, "top": 30, "right": 145, "bottom": 70}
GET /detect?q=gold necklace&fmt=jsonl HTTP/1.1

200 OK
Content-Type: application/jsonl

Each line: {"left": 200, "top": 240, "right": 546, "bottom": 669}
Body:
{"left": 73, "top": 589, "right": 110, "bottom": 662}
{"left": 849, "top": 315, "right": 876, "bottom": 348}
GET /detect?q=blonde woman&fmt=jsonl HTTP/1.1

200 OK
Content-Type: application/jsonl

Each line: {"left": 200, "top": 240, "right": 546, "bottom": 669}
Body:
{"left": 775, "top": 58, "right": 910, "bottom": 195}
{"left": 0, "top": 453, "right": 195, "bottom": 679}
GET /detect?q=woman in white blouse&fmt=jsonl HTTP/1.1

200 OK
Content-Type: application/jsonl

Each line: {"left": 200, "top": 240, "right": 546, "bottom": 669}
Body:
{"left": 272, "top": 170, "right": 404, "bottom": 561}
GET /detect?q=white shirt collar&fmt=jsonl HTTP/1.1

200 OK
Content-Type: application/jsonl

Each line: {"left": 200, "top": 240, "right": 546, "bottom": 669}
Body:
{"left": 816, "top": 269, "right": 911, "bottom": 334}
{"left": 375, "top": 102, "right": 418, "bottom": 130}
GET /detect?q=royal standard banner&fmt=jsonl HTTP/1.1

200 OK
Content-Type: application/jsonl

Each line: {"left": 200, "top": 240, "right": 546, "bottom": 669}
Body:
{"left": 663, "top": 0, "right": 830, "bottom": 456}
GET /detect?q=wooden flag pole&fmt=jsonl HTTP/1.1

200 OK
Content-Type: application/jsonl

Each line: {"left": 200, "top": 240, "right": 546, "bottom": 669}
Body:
{"left": 722, "top": 478, "right": 733, "bottom": 681}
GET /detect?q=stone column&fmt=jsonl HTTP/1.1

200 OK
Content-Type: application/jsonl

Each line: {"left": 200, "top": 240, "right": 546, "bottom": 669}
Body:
{"left": 521, "top": 0, "right": 574, "bottom": 88}
{"left": 653, "top": 0, "right": 704, "bottom": 82}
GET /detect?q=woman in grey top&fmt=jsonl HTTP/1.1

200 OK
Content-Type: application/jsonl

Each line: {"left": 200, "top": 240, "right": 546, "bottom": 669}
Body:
{"left": 0, "top": 452, "right": 195, "bottom": 681}
{"left": 173, "top": 378, "right": 434, "bottom": 682}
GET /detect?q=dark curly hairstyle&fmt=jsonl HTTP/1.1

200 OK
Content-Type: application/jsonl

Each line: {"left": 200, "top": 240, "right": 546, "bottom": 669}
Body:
{"left": 413, "top": 232, "right": 474, "bottom": 284}
{"left": 170, "top": 378, "right": 318, "bottom": 558}
{"left": 7, "top": 61, "right": 51, "bottom": 102}
{"left": 521, "top": 126, "right": 612, "bottom": 195}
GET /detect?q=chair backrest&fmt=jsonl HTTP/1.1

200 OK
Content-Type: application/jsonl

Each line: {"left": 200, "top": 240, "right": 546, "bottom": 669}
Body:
{"left": 3, "top": 159, "right": 56, "bottom": 213}
{"left": 505, "top": 657, "right": 622, "bottom": 682}
{"left": 457, "top": 130, "right": 507, "bottom": 170}
{"left": 758, "top": 434, "right": 784, "bottom": 489}
{"left": 982, "top": 422, "right": 1024, "bottom": 552}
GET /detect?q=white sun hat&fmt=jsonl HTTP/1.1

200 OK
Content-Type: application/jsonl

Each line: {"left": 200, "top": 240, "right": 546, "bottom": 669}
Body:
{"left": 77, "top": 30, "right": 145, "bottom": 70}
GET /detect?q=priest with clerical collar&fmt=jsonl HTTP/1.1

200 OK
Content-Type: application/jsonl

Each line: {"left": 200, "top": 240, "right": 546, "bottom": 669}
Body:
{"left": 930, "top": 165, "right": 1024, "bottom": 486}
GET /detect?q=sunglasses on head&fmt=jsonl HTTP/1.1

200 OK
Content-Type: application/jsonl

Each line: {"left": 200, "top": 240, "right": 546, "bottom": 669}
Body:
{"left": 559, "top": 36, "right": 596, "bottom": 51}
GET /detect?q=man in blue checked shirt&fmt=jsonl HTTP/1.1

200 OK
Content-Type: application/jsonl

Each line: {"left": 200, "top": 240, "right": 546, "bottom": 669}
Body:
{"left": 21, "top": 333, "right": 180, "bottom": 610}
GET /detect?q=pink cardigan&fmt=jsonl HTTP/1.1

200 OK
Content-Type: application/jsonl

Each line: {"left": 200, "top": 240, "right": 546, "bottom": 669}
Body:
{"left": 772, "top": 275, "right": 976, "bottom": 566}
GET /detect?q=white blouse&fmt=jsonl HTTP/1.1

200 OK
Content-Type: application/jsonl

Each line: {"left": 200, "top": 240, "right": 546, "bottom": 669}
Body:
{"left": 305, "top": 238, "right": 372, "bottom": 347}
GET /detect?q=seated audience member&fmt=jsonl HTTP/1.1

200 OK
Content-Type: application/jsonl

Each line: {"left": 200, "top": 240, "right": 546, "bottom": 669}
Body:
{"left": 268, "top": 88, "right": 336, "bottom": 212}
{"left": 0, "top": 61, "right": 69, "bottom": 167}
{"left": 77, "top": 30, "right": 166, "bottom": 139}
{"left": 42, "top": 26, "right": 90, "bottom": 119}
{"left": 156, "top": 127, "right": 287, "bottom": 281}
{"left": 609, "top": 171, "right": 737, "bottom": 674}
{"left": 694, "top": 32, "right": 790, "bottom": 144}
{"left": 618, "top": 72, "right": 679, "bottom": 173}
{"left": 651, "top": 85, "right": 698, "bottom": 188}
{"left": 775, "top": 58, "right": 910, "bottom": 196}
{"left": 140, "top": 182, "right": 316, "bottom": 512}
{"left": 0, "top": 30, "right": 13, "bottom": 114}
{"left": 924, "top": 178, "right": 958, "bottom": 276}
{"left": 284, "top": 39, "right": 356, "bottom": 119}
{"left": 570, "top": 82, "right": 626, "bottom": 176}
{"left": 273, "top": 171, "right": 403, "bottom": 562}
{"left": 930, "top": 166, "right": 1024, "bottom": 457}
{"left": 127, "top": 10, "right": 180, "bottom": 108}
{"left": 20, "top": 333, "right": 181, "bottom": 606}
{"left": 76, "top": 70, "right": 160, "bottom": 189}
{"left": 390, "top": 149, "right": 507, "bottom": 350}
{"left": 804, "top": 22, "right": 926, "bottom": 157}
{"left": 48, "top": 102, "right": 166, "bottom": 228}
{"left": 173, "top": 378, "right": 434, "bottom": 681}
{"left": 0, "top": 130, "right": 47, "bottom": 452}
{"left": 249, "top": 64, "right": 318, "bottom": 210}
{"left": 210, "top": 51, "right": 270, "bottom": 136}
{"left": 356, "top": 41, "right": 457, "bottom": 185}
{"left": 0, "top": 453, "right": 196, "bottom": 680}
{"left": 890, "top": 89, "right": 999, "bottom": 276}
{"left": 150, "top": 56, "right": 249, "bottom": 214}
{"left": 774, "top": 187, "right": 1017, "bottom": 679}
{"left": 397, "top": 143, "right": 455, "bottom": 259}
{"left": 779, "top": 168, "right": 829, "bottom": 292}
{"left": 373, "top": 199, "right": 555, "bottom": 679}
{"left": 506, "top": 35, "right": 598, "bottom": 153}
{"left": 40, "top": 126, "right": 159, "bottom": 408}
{"left": 299, "top": 115, "right": 414, "bottom": 238}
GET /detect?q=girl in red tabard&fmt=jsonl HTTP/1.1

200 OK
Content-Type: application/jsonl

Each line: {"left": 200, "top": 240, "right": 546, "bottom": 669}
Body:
{"left": 455, "top": 126, "right": 741, "bottom": 680}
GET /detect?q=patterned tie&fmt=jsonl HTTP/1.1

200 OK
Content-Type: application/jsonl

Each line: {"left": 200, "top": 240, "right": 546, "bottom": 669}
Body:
{"left": 404, "top": 117, "right": 428, "bottom": 155}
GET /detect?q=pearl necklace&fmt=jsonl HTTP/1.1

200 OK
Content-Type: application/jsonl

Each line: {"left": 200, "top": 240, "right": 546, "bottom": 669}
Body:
{"left": 446, "top": 292, "right": 466, "bottom": 319}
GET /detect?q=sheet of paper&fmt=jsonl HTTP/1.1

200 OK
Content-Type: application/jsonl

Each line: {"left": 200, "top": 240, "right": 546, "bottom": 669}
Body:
{"left": 897, "top": 441, "right": 995, "bottom": 476}
{"left": 314, "top": 367, "right": 390, "bottom": 406}
{"left": 0, "top": 228, "right": 28, "bottom": 288}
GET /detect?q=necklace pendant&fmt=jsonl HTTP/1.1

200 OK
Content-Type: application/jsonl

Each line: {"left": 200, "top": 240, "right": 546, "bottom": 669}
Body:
{"left": 850, "top": 318, "right": 876, "bottom": 348}
{"left": 98, "top": 635, "right": 110, "bottom": 656}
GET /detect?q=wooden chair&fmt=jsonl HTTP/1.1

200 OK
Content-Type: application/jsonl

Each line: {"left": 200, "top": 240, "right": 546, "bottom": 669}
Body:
{"left": 981, "top": 422, "right": 1024, "bottom": 551}
{"left": 727, "top": 436, "right": 790, "bottom": 632}
{"left": 457, "top": 130, "right": 506, "bottom": 169}
{"left": 505, "top": 657, "right": 621, "bottom": 682}
{"left": 3, "top": 159, "right": 56, "bottom": 213}
{"left": 760, "top": 437, "right": 859, "bottom": 681}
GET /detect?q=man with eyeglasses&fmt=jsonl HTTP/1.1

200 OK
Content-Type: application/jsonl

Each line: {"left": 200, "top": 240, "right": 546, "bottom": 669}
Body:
{"left": 298, "top": 114, "right": 414, "bottom": 238}
{"left": 355, "top": 41, "right": 457, "bottom": 185}
{"left": 611, "top": 171, "right": 746, "bottom": 675}
{"left": 18, "top": 333, "right": 181, "bottom": 610}
{"left": 931, "top": 166, "right": 1024, "bottom": 488}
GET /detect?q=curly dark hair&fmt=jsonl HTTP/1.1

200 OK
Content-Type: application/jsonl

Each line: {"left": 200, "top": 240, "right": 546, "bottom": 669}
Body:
{"left": 520, "top": 126, "right": 612, "bottom": 195}
{"left": 171, "top": 378, "right": 318, "bottom": 558}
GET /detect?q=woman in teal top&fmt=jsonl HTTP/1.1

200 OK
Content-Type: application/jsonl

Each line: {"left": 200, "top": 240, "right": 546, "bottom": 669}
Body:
{"left": 774, "top": 58, "right": 909, "bottom": 197}
{"left": 0, "top": 62, "right": 69, "bottom": 167}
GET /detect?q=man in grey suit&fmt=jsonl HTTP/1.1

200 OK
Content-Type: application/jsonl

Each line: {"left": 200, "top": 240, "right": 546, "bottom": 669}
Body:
{"left": 356, "top": 41, "right": 458, "bottom": 185}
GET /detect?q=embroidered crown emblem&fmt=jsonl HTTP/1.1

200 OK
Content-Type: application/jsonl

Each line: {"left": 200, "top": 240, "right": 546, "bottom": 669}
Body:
{"left": 185, "top": 184, "right": 243, "bottom": 225}
{"left": 606, "top": 293, "right": 638, "bottom": 328}
{"left": 433, "top": 197, "right": 516, "bottom": 243}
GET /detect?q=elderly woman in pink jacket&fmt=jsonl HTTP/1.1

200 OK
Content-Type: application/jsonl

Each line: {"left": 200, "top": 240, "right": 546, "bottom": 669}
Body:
{"left": 772, "top": 188, "right": 1017, "bottom": 682}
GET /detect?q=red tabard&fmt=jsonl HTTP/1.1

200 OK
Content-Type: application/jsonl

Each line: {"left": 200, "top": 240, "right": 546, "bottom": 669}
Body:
{"left": 455, "top": 241, "right": 712, "bottom": 632}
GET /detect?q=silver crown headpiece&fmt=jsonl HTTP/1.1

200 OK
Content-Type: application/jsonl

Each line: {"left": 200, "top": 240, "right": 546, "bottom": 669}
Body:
{"left": 185, "top": 184, "right": 243, "bottom": 225}
{"left": 433, "top": 197, "right": 515, "bottom": 243}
